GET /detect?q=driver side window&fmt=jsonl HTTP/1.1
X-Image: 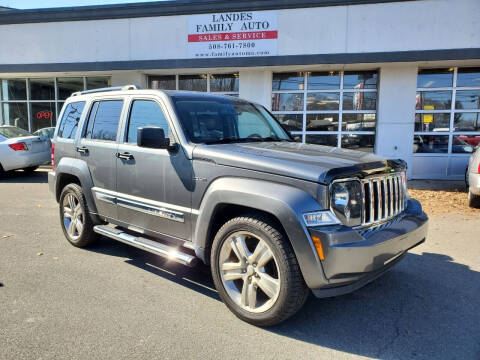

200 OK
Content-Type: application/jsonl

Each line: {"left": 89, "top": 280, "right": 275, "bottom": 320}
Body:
{"left": 126, "top": 100, "right": 169, "bottom": 144}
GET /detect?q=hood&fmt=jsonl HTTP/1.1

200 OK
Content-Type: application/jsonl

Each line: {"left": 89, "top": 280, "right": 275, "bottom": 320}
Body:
{"left": 193, "top": 142, "right": 405, "bottom": 183}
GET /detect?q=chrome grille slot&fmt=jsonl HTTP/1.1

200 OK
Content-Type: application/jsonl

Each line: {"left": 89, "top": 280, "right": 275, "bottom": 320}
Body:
{"left": 360, "top": 173, "right": 406, "bottom": 227}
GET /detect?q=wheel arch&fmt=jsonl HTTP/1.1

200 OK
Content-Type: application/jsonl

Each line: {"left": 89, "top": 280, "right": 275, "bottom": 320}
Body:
{"left": 193, "top": 177, "right": 328, "bottom": 289}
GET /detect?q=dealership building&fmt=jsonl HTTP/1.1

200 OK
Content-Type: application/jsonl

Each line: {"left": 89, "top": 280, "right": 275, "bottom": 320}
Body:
{"left": 0, "top": 0, "right": 479, "bottom": 179}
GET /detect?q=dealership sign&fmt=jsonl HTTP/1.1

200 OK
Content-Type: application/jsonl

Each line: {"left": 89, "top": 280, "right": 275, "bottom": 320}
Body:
{"left": 187, "top": 11, "right": 278, "bottom": 58}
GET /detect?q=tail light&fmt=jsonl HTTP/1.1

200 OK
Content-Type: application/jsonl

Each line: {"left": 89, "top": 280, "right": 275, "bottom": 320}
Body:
{"left": 8, "top": 142, "right": 27, "bottom": 151}
{"left": 51, "top": 143, "right": 55, "bottom": 171}
{"left": 477, "top": 163, "right": 480, "bottom": 174}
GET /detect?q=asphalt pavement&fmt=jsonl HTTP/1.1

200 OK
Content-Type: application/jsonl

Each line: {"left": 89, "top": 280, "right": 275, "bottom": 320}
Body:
{"left": 0, "top": 170, "right": 479, "bottom": 360}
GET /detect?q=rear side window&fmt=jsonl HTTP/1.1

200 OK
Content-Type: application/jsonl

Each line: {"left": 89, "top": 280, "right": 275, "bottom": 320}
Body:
{"left": 126, "top": 100, "right": 169, "bottom": 143}
{"left": 84, "top": 100, "right": 123, "bottom": 141}
{"left": 57, "top": 101, "right": 85, "bottom": 139}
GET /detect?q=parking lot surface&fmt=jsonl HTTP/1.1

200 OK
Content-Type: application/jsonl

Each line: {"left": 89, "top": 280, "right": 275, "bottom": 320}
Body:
{"left": 1, "top": 170, "right": 479, "bottom": 360}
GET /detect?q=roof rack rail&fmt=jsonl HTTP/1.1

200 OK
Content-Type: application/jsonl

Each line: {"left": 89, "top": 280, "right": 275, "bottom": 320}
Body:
{"left": 71, "top": 84, "right": 141, "bottom": 96}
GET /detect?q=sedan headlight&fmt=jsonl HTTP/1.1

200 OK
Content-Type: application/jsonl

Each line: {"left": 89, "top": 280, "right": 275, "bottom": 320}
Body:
{"left": 330, "top": 180, "right": 363, "bottom": 227}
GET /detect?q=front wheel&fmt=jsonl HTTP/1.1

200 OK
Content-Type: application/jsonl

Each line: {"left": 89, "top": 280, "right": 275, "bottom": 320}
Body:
{"left": 211, "top": 215, "right": 309, "bottom": 326}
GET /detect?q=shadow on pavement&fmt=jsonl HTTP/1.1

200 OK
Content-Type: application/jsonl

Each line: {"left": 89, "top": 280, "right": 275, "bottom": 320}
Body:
{"left": 89, "top": 237, "right": 480, "bottom": 359}
{"left": 0, "top": 170, "right": 48, "bottom": 184}
{"left": 90, "top": 236, "right": 220, "bottom": 301}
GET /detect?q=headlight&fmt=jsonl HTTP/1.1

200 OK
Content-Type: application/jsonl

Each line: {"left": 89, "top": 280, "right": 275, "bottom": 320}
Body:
{"left": 303, "top": 211, "right": 340, "bottom": 227}
{"left": 331, "top": 180, "right": 362, "bottom": 227}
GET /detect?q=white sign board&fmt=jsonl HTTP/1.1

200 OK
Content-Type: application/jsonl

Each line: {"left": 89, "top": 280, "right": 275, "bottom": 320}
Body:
{"left": 187, "top": 11, "right": 278, "bottom": 59}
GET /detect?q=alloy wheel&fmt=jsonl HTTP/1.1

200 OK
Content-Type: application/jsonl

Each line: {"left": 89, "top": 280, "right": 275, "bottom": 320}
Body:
{"left": 218, "top": 231, "right": 281, "bottom": 313}
{"left": 62, "top": 192, "right": 84, "bottom": 240}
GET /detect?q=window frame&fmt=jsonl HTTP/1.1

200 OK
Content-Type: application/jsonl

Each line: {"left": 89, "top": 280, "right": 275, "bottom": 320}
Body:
{"left": 271, "top": 70, "right": 378, "bottom": 152}
{"left": 414, "top": 67, "right": 480, "bottom": 157}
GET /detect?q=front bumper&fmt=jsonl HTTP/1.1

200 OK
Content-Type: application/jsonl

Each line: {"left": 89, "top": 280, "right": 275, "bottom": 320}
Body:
{"left": 309, "top": 198, "right": 428, "bottom": 297}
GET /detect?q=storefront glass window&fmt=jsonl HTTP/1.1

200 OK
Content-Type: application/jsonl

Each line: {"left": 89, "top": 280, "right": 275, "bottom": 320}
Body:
{"left": 272, "top": 70, "right": 378, "bottom": 151}
{"left": 0, "top": 76, "right": 111, "bottom": 132}
{"left": 210, "top": 73, "right": 239, "bottom": 92}
{"left": 30, "top": 102, "right": 56, "bottom": 132}
{"left": 179, "top": 74, "right": 208, "bottom": 92}
{"left": 275, "top": 114, "right": 302, "bottom": 132}
{"left": 57, "top": 77, "right": 84, "bottom": 100}
{"left": 417, "top": 68, "right": 453, "bottom": 88}
{"left": 149, "top": 75, "right": 176, "bottom": 90}
{"left": 414, "top": 67, "right": 479, "bottom": 157}
{"left": 2, "top": 103, "right": 28, "bottom": 130}
{"left": 86, "top": 77, "right": 111, "bottom": 90}
{"left": 1, "top": 79, "right": 27, "bottom": 101}
{"left": 30, "top": 78, "right": 55, "bottom": 100}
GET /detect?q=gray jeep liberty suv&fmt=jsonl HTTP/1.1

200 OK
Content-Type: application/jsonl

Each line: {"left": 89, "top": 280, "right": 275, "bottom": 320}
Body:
{"left": 49, "top": 85, "right": 428, "bottom": 326}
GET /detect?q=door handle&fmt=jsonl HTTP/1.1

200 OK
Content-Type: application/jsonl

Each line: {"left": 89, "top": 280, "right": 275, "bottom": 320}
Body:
{"left": 76, "top": 146, "right": 88, "bottom": 154}
{"left": 116, "top": 152, "right": 134, "bottom": 160}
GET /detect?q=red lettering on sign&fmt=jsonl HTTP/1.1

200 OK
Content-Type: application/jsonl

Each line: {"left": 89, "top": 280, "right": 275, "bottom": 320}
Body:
{"left": 188, "top": 30, "right": 277, "bottom": 42}
{"left": 36, "top": 111, "right": 53, "bottom": 120}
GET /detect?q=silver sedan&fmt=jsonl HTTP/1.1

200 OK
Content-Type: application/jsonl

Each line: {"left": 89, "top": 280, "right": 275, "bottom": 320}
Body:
{"left": 0, "top": 125, "right": 51, "bottom": 175}
{"left": 467, "top": 146, "right": 480, "bottom": 208}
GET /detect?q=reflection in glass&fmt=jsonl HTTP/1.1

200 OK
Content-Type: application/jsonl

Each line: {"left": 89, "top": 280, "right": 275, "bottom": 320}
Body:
{"left": 275, "top": 114, "right": 303, "bottom": 131}
{"left": 342, "top": 134, "right": 375, "bottom": 152}
{"left": 272, "top": 72, "right": 304, "bottom": 91}
{"left": 271, "top": 93, "right": 304, "bottom": 111}
{"left": 31, "top": 102, "right": 56, "bottom": 132}
{"left": 1, "top": 79, "right": 27, "bottom": 100}
{"left": 343, "top": 71, "right": 377, "bottom": 89}
{"left": 86, "top": 77, "right": 111, "bottom": 90}
{"left": 453, "top": 112, "right": 480, "bottom": 131}
{"left": 457, "top": 134, "right": 480, "bottom": 148}
{"left": 342, "top": 92, "right": 376, "bottom": 110}
{"left": 452, "top": 136, "right": 474, "bottom": 153}
{"left": 149, "top": 75, "right": 176, "bottom": 90}
{"left": 210, "top": 73, "right": 239, "bottom": 92}
{"left": 290, "top": 134, "right": 302, "bottom": 142}
{"left": 57, "top": 77, "right": 84, "bottom": 100}
{"left": 413, "top": 135, "right": 449, "bottom": 153}
{"left": 2, "top": 102, "right": 28, "bottom": 130}
{"left": 414, "top": 113, "right": 450, "bottom": 132}
{"left": 416, "top": 91, "right": 452, "bottom": 110}
{"left": 307, "top": 71, "right": 340, "bottom": 90}
{"left": 30, "top": 78, "right": 55, "bottom": 100}
{"left": 306, "top": 92, "right": 339, "bottom": 111}
{"left": 342, "top": 113, "right": 376, "bottom": 131}
{"left": 417, "top": 69, "right": 453, "bottom": 88}
{"left": 58, "top": 101, "right": 85, "bottom": 139}
{"left": 456, "top": 68, "right": 480, "bottom": 87}
{"left": 455, "top": 90, "right": 480, "bottom": 110}
{"left": 306, "top": 134, "right": 338, "bottom": 147}
{"left": 306, "top": 114, "right": 338, "bottom": 131}
{"left": 179, "top": 74, "right": 208, "bottom": 92}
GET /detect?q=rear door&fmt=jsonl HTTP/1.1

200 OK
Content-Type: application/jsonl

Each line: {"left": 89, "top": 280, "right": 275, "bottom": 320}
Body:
{"left": 77, "top": 98, "right": 125, "bottom": 220}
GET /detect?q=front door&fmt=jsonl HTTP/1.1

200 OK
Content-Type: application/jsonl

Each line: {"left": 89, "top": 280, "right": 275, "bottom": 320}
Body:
{"left": 116, "top": 98, "right": 193, "bottom": 241}
{"left": 77, "top": 99, "right": 124, "bottom": 220}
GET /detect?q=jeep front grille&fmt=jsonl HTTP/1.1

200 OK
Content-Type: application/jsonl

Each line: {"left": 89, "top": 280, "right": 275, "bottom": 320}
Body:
{"left": 361, "top": 173, "right": 406, "bottom": 226}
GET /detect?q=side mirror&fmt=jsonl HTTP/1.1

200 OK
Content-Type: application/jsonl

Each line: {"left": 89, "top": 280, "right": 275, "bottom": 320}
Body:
{"left": 137, "top": 127, "right": 170, "bottom": 149}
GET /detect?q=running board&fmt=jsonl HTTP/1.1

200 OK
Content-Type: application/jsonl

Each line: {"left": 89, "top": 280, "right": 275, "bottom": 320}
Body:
{"left": 93, "top": 225, "right": 197, "bottom": 267}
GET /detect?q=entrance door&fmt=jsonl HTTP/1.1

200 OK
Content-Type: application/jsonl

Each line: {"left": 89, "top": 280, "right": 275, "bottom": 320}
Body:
{"left": 77, "top": 99, "right": 124, "bottom": 220}
{"left": 115, "top": 98, "right": 193, "bottom": 241}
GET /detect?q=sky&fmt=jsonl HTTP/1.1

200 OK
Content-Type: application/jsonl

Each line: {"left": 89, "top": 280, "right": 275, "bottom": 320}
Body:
{"left": 0, "top": 0, "right": 165, "bottom": 9}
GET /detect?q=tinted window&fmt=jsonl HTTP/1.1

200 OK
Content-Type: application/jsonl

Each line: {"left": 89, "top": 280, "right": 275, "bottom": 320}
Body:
{"left": 58, "top": 102, "right": 85, "bottom": 139}
{"left": 178, "top": 75, "right": 207, "bottom": 92}
{"left": 272, "top": 72, "right": 304, "bottom": 90}
{"left": 457, "top": 68, "right": 480, "bottom": 87}
{"left": 127, "top": 100, "right": 169, "bottom": 143}
{"left": 86, "top": 100, "right": 123, "bottom": 141}
{"left": 149, "top": 75, "right": 176, "bottom": 90}
{"left": 343, "top": 71, "right": 377, "bottom": 89}
{"left": 417, "top": 69, "right": 453, "bottom": 88}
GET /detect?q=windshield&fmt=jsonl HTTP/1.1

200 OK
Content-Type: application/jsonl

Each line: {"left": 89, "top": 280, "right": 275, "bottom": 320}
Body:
{"left": 171, "top": 95, "right": 291, "bottom": 144}
{"left": 0, "top": 126, "right": 32, "bottom": 138}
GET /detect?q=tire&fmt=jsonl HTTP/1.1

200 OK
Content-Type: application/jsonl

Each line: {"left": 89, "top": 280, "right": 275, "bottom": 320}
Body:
{"left": 23, "top": 166, "right": 38, "bottom": 173}
{"left": 468, "top": 188, "right": 480, "bottom": 208}
{"left": 0, "top": 163, "right": 5, "bottom": 177}
{"left": 59, "top": 183, "right": 98, "bottom": 247}
{"left": 211, "top": 215, "right": 309, "bottom": 327}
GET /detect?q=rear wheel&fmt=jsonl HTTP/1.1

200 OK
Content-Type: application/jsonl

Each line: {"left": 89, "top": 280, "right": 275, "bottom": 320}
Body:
{"left": 211, "top": 215, "right": 309, "bottom": 326}
{"left": 59, "top": 183, "right": 98, "bottom": 247}
{"left": 468, "top": 188, "right": 480, "bottom": 208}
